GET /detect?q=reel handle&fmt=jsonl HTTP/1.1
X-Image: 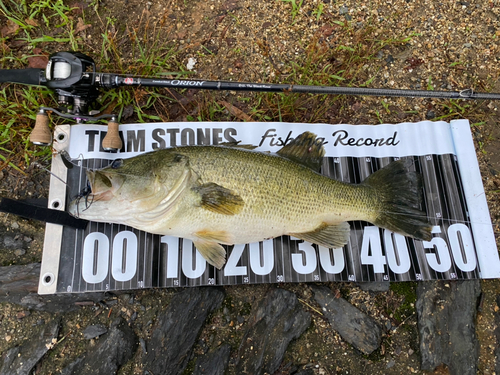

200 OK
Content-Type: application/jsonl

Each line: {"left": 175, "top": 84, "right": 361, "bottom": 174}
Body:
{"left": 30, "top": 111, "right": 52, "bottom": 146}
{"left": 102, "top": 120, "right": 122, "bottom": 151}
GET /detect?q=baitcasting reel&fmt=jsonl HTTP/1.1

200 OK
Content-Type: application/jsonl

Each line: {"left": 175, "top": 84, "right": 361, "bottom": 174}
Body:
{"left": 0, "top": 51, "right": 122, "bottom": 150}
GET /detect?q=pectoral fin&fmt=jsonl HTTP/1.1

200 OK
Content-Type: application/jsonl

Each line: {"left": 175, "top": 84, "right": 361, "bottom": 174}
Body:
{"left": 290, "top": 222, "right": 351, "bottom": 248}
{"left": 193, "top": 182, "right": 244, "bottom": 215}
{"left": 193, "top": 239, "right": 226, "bottom": 269}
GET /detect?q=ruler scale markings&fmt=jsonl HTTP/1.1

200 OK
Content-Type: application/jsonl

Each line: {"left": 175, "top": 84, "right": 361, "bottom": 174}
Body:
{"left": 51, "top": 122, "right": 495, "bottom": 292}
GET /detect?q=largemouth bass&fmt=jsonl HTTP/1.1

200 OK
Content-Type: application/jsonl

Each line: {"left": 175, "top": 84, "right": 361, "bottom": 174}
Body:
{"left": 68, "top": 132, "right": 432, "bottom": 269}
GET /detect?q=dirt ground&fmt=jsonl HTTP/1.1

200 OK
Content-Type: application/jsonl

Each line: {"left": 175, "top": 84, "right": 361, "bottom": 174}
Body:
{"left": 2, "top": 0, "right": 500, "bottom": 374}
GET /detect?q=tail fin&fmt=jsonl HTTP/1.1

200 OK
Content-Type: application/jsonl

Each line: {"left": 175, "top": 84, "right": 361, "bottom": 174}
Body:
{"left": 362, "top": 159, "right": 432, "bottom": 241}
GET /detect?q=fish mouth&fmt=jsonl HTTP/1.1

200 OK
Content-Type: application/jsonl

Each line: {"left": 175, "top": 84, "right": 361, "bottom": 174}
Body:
{"left": 80, "top": 170, "right": 117, "bottom": 202}
{"left": 69, "top": 170, "right": 126, "bottom": 218}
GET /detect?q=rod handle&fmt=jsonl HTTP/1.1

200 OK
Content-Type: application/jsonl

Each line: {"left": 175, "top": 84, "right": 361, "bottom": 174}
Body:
{"left": 30, "top": 112, "right": 52, "bottom": 146}
{"left": 102, "top": 120, "right": 122, "bottom": 151}
{"left": 0, "top": 69, "right": 43, "bottom": 85}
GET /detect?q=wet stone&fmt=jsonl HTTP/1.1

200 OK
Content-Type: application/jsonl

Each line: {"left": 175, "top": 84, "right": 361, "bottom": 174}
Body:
{"left": 295, "top": 366, "right": 316, "bottom": 375}
{"left": 61, "top": 318, "right": 137, "bottom": 375}
{"left": 83, "top": 324, "right": 108, "bottom": 339}
{"left": 13, "top": 249, "right": 25, "bottom": 257}
{"left": 192, "top": 344, "right": 231, "bottom": 375}
{"left": 142, "top": 287, "right": 225, "bottom": 375}
{"left": 2, "top": 236, "right": 23, "bottom": 249}
{"left": 0, "top": 262, "right": 107, "bottom": 312}
{"left": 0, "top": 318, "right": 60, "bottom": 375}
{"left": 339, "top": 5, "right": 348, "bottom": 14}
{"left": 416, "top": 280, "right": 480, "bottom": 375}
{"left": 312, "top": 285, "right": 382, "bottom": 355}
{"left": 386, "top": 359, "right": 396, "bottom": 369}
{"left": 426, "top": 110, "right": 436, "bottom": 119}
{"left": 235, "top": 288, "right": 311, "bottom": 374}
{"left": 139, "top": 338, "right": 147, "bottom": 354}
{"left": 358, "top": 281, "right": 390, "bottom": 292}
{"left": 495, "top": 295, "right": 500, "bottom": 375}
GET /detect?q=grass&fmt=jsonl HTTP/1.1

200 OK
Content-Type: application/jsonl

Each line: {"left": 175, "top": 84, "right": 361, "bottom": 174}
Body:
{"left": 243, "top": 19, "right": 422, "bottom": 124}
{"left": 0, "top": 0, "right": 185, "bottom": 170}
{"left": 0, "top": 0, "right": 493, "bottom": 173}
{"left": 279, "top": 0, "right": 304, "bottom": 23}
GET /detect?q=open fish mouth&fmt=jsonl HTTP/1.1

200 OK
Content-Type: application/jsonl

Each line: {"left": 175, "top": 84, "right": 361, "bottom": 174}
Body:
{"left": 72, "top": 171, "right": 115, "bottom": 211}
{"left": 84, "top": 170, "right": 118, "bottom": 202}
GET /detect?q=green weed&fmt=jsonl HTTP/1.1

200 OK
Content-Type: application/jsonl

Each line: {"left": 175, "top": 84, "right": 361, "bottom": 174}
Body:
{"left": 279, "top": 0, "right": 303, "bottom": 23}
{"left": 312, "top": 3, "right": 324, "bottom": 21}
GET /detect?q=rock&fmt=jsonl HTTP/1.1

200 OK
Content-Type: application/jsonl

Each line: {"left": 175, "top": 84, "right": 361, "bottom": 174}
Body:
{"left": 139, "top": 338, "right": 147, "bottom": 354}
{"left": 83, "top": 324, "right": 108, "bottom": 339}
{"left": 60, "top": 358, "right": 84, "bottom": 375}
{"left": 0, "top": 263, "right": 40, "bottom": 295}
{"left": 3, "top": 236, "right": 21, "bottom": 249}
{"left": 15, "top": 310, "right": 29, "bottom": 320}
{"left": 61, "top": 318, "right": 137, "bottom": 375}
{"left": 339, "top": 5, "right": 348, "bottom": 14}
{"left": 416, "top": 280, "right": 480, "bottom": 375}
{"left": 0, "top": 263, "right": 107, "bottom": 312}
{"left": 235, "top": 288, "right": 311, "bottom": 374}
{"left": 13, "top": 249, "right": 25, "bottom": 257}
{"left": 386, "top": 359, "right": 396, "bottom": 368}
{"left": 192, "top": 344, "right": 231, "bottom": 375}
{"left": 142, "top": 287, "right": 225, "bottom": 375}
{"left": 312, "top": 285, "right": 382, "bottom": 355}
{"left": 358, "top": 281, "right": 390, "bottom": 292}
{"left": 295, "top": 367, "right": 315, "bottom": 375}
{"left": 0, "top": 317, "right": 60, "bottom": 375}
{"left": 495, "top": 295, "right": 500, "bottom": 375}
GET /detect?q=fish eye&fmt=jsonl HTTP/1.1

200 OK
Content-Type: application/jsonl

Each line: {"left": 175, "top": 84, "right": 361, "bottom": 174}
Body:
{"left": 111, "top": 159, "right": 123, "bottom": 169}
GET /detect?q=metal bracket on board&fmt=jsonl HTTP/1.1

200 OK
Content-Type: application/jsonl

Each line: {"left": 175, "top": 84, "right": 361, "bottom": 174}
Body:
{"left": 38, "top": 125, "right": 71, "bottom": 295}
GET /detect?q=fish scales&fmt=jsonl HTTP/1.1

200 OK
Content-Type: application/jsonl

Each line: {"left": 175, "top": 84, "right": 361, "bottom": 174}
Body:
{"left": 164, "top": 146, "right": 377, "bottom": 241}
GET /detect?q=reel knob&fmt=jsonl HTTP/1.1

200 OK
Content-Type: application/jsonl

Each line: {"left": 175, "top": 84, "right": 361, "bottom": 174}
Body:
{"left": 30, "top": 111, "right": 52, "bottom": 146}
{"left": 102, "top": 119, "right": 122, "bottom": 151}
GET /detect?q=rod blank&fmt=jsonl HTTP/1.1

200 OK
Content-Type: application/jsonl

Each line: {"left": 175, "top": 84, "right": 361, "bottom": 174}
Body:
{"left": 101, "top": 74, "right": 500, "bottom": 101}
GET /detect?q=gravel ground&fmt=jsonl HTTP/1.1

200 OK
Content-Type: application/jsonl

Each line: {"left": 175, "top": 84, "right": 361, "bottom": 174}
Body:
{"left": 1, "top": 0, "right": 500, "bottom": 374}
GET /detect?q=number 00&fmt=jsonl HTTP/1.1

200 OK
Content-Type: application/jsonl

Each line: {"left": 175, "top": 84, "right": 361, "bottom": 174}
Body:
{"left": 82, "top": 231, "right": 138, "bottom": 284}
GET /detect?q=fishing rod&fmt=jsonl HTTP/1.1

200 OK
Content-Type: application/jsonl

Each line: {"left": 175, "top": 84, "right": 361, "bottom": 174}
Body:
{"left": 1, "top": 51, "right": 499, "bottom": 151}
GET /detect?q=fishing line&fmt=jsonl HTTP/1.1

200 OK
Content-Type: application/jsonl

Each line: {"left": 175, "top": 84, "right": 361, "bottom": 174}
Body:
{"left": 32, "top": 162, "right": 68, "bottom": 186}
{"left": 375, "top": 209, "right": 498, "bottom": 228}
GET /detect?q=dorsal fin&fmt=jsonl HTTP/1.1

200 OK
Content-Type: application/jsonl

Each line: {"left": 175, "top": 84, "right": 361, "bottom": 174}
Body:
{"left": 276, "top": 132, "right": 326, "bottom": 172}
{"left": 218, "top": 141, "right": 258, "bottom": 150}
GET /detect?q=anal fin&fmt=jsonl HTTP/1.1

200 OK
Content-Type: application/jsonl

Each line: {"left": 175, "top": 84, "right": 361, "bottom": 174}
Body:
{"left": 290, "top": 222, "right": 351, "bottom": 248}
{"left": 193, "top": 239, "right": 227, "bottom": 269}
{"left": 195, "top": 229, "right": 231, "bottom": 243}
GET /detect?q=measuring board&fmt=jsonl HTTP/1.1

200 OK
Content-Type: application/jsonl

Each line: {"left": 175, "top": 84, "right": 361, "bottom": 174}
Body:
{"left": 38, "top": 120, "right": 499, "bottom": 294}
